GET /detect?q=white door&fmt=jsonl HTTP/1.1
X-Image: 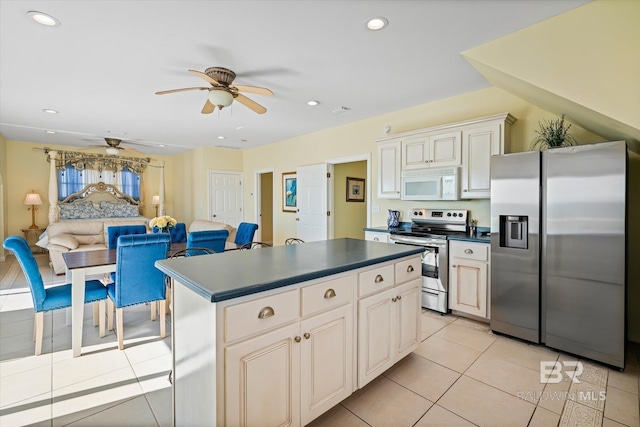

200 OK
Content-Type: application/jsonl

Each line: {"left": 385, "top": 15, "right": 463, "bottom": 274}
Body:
{"left": 209, "top": 171, "right": 243, "bottom": 227}
{"left": 297, "top": 164, "right": 332, "bottom": 242}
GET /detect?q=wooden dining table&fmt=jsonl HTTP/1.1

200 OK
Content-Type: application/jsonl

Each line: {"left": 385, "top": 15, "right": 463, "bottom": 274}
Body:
{"left": 62, "top": 242, "right": 187, "bottom": 357}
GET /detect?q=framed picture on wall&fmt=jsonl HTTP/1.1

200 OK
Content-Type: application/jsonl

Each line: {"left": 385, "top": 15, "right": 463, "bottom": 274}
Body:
{"left": 282, "top": 172, "right": 297, "bottom": 212}
{"left": 346, "top": 177, "right": 365, "bottom": 202}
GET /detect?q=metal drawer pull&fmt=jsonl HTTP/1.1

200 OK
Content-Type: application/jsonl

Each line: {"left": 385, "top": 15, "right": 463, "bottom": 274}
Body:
{"left": 324, "top": 288, "right": 336, "bottom": 299}
{"left": 407, "top": 265, "right": 414, "bottom": 273}
{"left": 397, "top": 295, "right": 402, "bottom": 300}
{"left": 391, "top": 297, "right": 398, "bottom": 302}
{"left": 464, "top": 249, "right": 474, "bottom": 254}
{"left": 374, "top": 275, "right": 384, "bottom": 283}
{"left": 258, "top": 306, "right": 275, "bottom": 319}
{"left": 294, "top": 336, "right": 301, "bottom": 343}
{"left": 303, "top": 332, "right": 310, "bottom": 340}
{"left": 373, "top": 237, "right": 379, "bottom": 241}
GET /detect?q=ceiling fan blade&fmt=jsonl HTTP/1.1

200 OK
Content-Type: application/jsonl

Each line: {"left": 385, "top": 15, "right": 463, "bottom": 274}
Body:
{"left": 188, "top": 69, "right": 220, "bottom": 86}
{"left": 234, "top": 94, "right": 267, "bottom": 114}
{"left": 155, "top": 87, "right": 208, "bottom": 95}
{"left": 122, "top": 146, "right": 144, "bottom": 154}
{"left": 201, "top": 99, "right": 216, "bottom": 114}
{"left": 232, "top": 84, "right": 274, "bottom": 96}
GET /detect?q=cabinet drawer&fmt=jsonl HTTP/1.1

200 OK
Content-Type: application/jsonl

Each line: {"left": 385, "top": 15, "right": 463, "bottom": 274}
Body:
{"left": 224, "top": 289, "right": 300, "bottom": 343}
{"left": 301, "top": 275, "right": 353, "bottom": 317}
{"left": 359, "top": 264, "right": 394, "bottom": 297}
{"left": 395, "top": 257, "right": 421, "bottom": 285}
{"left": 365, "top": 231, "right": 389, "bottom": 243}
{"left": 449, "top": 241, "right": 488, "bottom": 262}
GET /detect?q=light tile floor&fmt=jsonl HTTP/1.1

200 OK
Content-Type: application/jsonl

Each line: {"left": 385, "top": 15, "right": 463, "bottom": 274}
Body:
{"left": 1, "top": 253, "right": 639, "bottom": 426}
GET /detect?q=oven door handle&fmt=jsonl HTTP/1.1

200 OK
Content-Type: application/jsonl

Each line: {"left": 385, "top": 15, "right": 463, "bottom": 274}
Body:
{"left": 390, "top": 236, "right": 446, "bottom": 247}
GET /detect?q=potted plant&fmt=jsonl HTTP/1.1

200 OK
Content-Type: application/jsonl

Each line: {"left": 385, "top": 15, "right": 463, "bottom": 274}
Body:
{"left": 530, "top": 114, "right": 577, "bottom": 150}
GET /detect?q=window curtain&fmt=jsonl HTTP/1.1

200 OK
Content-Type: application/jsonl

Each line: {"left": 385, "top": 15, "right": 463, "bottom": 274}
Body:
{"left": 57, "top": 165, "right": 140, "bottom": 200}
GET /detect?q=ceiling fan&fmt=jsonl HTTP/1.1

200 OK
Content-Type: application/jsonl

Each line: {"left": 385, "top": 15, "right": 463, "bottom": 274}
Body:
{"left": 155, "top": 67, "right": 273, "bottom": 114}
{"left": 86, "top": 138, "right": 144, "bottom": 155}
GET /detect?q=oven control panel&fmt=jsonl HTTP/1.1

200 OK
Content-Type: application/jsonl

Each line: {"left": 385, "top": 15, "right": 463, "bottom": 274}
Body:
{"left": 409, "top": 208, "right": 467, "bottom": 224}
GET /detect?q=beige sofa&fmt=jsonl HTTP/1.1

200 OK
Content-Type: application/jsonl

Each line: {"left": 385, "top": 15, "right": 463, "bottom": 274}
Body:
{"left": 46, "top": 220, "right": 149, "bottom": 274}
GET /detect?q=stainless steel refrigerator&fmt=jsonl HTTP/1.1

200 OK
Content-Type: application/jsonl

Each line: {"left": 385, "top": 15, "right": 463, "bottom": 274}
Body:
{"left": 490, "top": 140, "right": 628, "bottom": 369}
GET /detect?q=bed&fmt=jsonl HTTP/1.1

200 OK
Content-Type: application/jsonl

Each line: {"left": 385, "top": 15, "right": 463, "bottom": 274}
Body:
{"left": 36, "top": 182, "right": 151, "bottom": 273}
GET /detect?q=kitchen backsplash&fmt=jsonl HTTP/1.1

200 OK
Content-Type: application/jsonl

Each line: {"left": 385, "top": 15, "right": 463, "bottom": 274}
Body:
{"left": 372, "top": 198, "right": 490, "bottom": 227}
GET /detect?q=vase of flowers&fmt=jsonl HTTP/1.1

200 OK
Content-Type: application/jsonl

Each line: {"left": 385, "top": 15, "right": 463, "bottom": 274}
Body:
{"left": 150, "top": 215, "right": 177, "bottom": 233}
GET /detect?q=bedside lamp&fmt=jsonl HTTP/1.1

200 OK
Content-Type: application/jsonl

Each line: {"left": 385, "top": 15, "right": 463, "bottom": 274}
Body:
{"left": 151, "top": 195, "right": 160, "bottom": 217}
{"left": 24, "top": 190, "right": 43, "bottom": 229}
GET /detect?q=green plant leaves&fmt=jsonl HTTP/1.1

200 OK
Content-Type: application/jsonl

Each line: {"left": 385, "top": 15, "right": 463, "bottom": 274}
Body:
{"left": 530, "top": 114, "right": 577, "bottom": 150}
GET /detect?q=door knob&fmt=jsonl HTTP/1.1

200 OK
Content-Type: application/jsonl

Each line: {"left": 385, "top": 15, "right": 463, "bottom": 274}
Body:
{"left": 303, "top": 333, "right": 310, "bottom": 340}
{"left": 295, "top": 218, "right": 300, "bottom": 221}
{"left": 294, "top": 336, "right": 301, "bottom": 343}
{"left": 212, "top": 214, "right": 217, "bottom": 217}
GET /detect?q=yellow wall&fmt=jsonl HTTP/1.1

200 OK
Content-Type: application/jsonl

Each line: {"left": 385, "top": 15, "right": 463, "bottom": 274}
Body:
{"left": 171, "top": 146, "right": 243, "bottom": 224}
{"left": 242, "top": 86, "right": 604, "bottom": 245}
{"left": 0, "top": 134, "right": 6, "bottom": 260}
{"left": 3, "top": 140, "right": 174, "bottom": 238}
{"left": 334, "top": 161, "right": 367, "bottom": 240}
{"left": 462, "top": 0, "right": 640, "bottom": 143}
{"left": 260, "top": 172, "right": 273, "bottom": 243}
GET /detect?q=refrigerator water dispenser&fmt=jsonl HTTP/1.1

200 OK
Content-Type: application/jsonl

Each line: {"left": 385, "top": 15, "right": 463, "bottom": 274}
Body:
{"left": 500, "top": 215, "right": 528, "bottom": 249}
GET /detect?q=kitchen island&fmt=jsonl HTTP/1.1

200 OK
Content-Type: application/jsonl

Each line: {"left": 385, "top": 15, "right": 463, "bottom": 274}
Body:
{"left": 156, "top": 238, "right": 424, "bottom": 427}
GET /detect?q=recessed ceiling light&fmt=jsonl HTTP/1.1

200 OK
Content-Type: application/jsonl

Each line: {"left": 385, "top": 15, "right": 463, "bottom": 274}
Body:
{"left": 158, "top": 144, "right": 166, "bottom": 148}
{"left": 45, "top": 130, "right": 56, "bottom": 134}
{"left": 27, "top": 11, "right": 61, "bottom": 27}
{"left": 42, "top": 109, "right": 58, "bottom": 114}
{"left": 366, "top": 17, "right": 388, "bottom": 31}
{"left": 307, "top": 100, "right": 320, "bottom": 106}
{"left": 235, "top": 126, "right": 244, "bottom": 130}
{"left": 217, "top": 136, "right": 225, "bottom": 140}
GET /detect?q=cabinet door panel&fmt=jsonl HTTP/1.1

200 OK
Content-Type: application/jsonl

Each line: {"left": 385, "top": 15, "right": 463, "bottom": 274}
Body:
{"left": 402, "top": 137, "right": 429, "bottom": 169}
{"left": 300, "top": 305, "right": 353, "bottom": 425}
{"left": 462, "top": 123, "right": 501, "bottom": 198}
{"left": 378, "top": 142, "right": 401, "bottom": 198}
{"left": 358, "top": 289, "right": 394, "bottom": 387}
{"left": 450, "top": 259, "right": 487, "bottom": 318}
{"left": 225, "top": 323, "right": 300, "bottom": 427}
{"left": 395, "top": 279, "right": 422, "bottom": 359}
{"left": 430, "top": 131, "right": 461, "bottom": 167}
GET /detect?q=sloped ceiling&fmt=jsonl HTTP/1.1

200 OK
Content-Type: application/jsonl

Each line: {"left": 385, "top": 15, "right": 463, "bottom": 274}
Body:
{"left": 462, "top": 0, "right": 640, "bottom": 146}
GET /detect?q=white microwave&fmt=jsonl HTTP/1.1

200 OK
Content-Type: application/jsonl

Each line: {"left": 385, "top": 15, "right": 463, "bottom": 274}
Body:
{"left": 401, "top": 167, "right": 460, "bottom": 200}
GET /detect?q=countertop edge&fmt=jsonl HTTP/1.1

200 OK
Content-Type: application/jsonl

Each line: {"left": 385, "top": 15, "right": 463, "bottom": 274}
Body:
{"left": 156, "top": 243, "right": 424, "bottom": 303}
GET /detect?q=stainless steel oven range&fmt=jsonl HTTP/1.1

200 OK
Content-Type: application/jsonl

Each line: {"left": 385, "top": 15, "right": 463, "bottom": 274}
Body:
{"left": 389, "top": 208, "right": 468, "bottom": 314}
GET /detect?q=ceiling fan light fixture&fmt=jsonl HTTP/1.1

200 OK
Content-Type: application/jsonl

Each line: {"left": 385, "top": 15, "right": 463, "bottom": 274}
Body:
{"left": 105, "top": 147, "right": 120, "bottom": 155}
{"left": 208, "top": 89, "right": 234, "bottom": 109}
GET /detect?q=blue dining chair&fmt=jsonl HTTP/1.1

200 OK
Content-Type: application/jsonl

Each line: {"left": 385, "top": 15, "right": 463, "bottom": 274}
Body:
{"left": 187, "top": 229, "right": 229, "bottom": 253}
{"left": 106, "top": 233, "right": 170, "bottom": 350}
{"left": 106, "top": 224, "right": 147, "bottom": 249}
{"left": 3, "top": 235, "right": 108, "bottom": 356}
{"left": 152, "top": 222, "right": 187, "bottom": 243}
{"left": 234, "top": 222, "right": 259, "bottom": 247}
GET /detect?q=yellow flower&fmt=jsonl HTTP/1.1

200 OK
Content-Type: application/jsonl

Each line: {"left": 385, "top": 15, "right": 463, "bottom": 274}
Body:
{"left": 150, "top": 215, "right": 177, "bottom": 231}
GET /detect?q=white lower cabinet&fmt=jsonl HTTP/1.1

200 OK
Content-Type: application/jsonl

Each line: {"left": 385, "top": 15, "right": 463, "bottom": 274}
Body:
{"left": 225, "top": 322, "right": 301, "bottom": 427}
{"left": 358, "top": 278, "right": 422, "bottom": 388}
{"left": 300, "top": 304, "right": 353, "bottom": 425}
{"left": 364, "top": 230, "right": 390, "bottom": 243}
{"left": 225, "top": 304, "right": 353, "bottom": 427}
{"left": 218, "top": 255, "right": 421, "bottom": 426}
{"left": 449, "top": 241, "right": 490, "bottom": 319}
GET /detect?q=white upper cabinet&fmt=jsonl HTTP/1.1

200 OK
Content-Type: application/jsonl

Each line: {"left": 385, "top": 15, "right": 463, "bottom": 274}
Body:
{"left": 376, "top": 113, "right": 515, "bottom": 200}
{"left": 377, "top": 141, "right": 401, "bottom": 199}
{"left": 401, "top": 131, "right": 461, "bottom": 170}
{"left": 461, "top": 114, "right": 515, "bottom": 198}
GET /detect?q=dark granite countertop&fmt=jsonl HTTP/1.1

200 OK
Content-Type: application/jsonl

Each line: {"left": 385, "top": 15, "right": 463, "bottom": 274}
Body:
{"left": 155, "top": 238, "right": 424, "bottom": 303}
